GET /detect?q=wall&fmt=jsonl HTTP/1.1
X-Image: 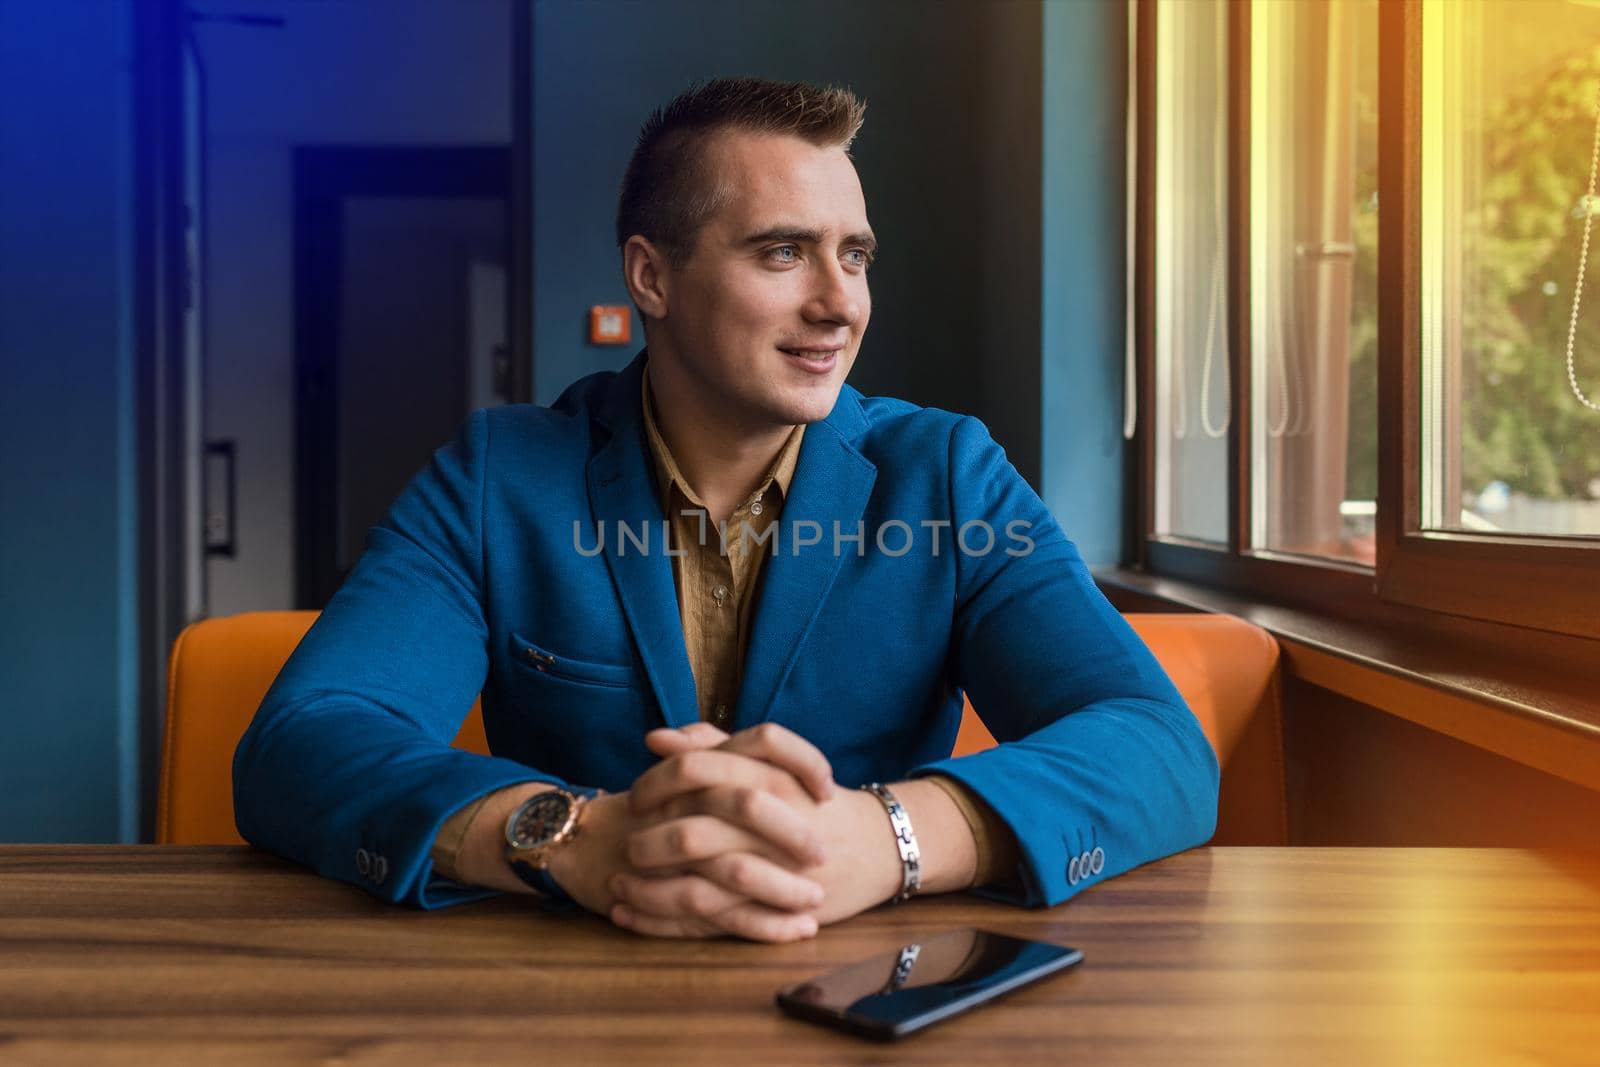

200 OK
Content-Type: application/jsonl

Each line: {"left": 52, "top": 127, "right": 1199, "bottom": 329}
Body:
{"left": 192, "top": 0, "right": 511, "bottom": 614}
{"left": 1040, "top": 0, "right": 1129, "bottom": 567}
{"left": 0, "top": 3, "right": 140, "bottom": 841}
{"left": 964, "top": 0, "right": 1131, "bottom": 569}
{"left": 973, "top": 1, "right": 1043, "bottom": 487}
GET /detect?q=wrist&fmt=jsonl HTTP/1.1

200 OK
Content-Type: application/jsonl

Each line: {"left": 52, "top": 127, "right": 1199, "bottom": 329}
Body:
{"left": 544, "top": 790, "right": 625, "bottom": 911}
{"left": 846, "top": 786, "right": 910, "bottom": 906}
{"left": 882, "top": 779, "right": 980, "bottom": 895}
{"left": 454, "top": 782, "right": 558, "bottom": 892}
{"left": 860, "top": 782, "right": 922, "bottom": 903}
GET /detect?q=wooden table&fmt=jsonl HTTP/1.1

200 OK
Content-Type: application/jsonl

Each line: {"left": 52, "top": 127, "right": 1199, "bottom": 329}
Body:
{"left": 3, "top": 846, "right": 1598, "bottom": 1065}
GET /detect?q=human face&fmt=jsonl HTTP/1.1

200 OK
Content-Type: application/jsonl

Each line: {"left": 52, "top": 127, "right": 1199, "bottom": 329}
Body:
{"left": 646, "top": 130, "right": 874, "bottom": 433}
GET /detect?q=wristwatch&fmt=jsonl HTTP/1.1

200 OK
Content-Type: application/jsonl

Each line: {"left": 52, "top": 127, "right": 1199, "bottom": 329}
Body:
{"left": 503, "top": 787, "right": 596, "bottom": 906}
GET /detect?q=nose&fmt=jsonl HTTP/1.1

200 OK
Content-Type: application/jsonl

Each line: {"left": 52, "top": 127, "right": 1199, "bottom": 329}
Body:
{"left": 802, "top": 258, "right": 864, "bottom": 329}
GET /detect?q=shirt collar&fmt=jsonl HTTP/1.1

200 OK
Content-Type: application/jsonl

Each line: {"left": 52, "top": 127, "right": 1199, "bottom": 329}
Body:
{"left": 641, "top": 362, "right": 805, "bottom": 512}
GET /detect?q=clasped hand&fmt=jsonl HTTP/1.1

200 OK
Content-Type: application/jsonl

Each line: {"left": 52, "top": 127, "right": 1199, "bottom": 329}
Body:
{"left": 551, "top": 722, "right": 899, "bottom": 943}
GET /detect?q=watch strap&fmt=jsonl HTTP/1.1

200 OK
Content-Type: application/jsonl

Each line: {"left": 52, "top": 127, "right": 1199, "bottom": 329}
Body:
{"left": 508, "top": 859, "right": 579, "bottom": 912}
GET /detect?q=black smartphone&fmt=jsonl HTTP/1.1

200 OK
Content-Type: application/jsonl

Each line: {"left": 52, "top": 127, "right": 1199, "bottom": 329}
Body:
{"left": 774, "top": 928, "right": 1084, "bottom": 1041}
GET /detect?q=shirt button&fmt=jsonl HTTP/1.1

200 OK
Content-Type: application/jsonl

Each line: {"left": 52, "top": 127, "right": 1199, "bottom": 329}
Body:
{"left": 750, "top": 500, "right": 764, "bottom": 516}
{"left": 712, "top": 584, "right": 730, "bottom": 606}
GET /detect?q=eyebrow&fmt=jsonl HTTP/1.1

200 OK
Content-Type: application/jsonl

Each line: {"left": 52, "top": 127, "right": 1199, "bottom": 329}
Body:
{"left": 741, "top": 226, "right": 879, "bottom": 257}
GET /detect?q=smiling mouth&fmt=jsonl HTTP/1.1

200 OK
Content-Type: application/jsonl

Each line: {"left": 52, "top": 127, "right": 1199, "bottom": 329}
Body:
{"left": 779, "top": 347, "right": 842, "bottom": 360}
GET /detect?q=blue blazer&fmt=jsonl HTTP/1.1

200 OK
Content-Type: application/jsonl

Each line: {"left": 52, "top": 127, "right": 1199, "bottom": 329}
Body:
{"left": 233, "top": 351, "right": 1218, "bottom": 909}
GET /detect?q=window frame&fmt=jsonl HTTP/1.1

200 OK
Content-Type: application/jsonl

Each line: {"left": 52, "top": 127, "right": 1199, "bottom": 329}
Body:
{"left": 1131, "top": 0, "right": 1600, "bottom": 642}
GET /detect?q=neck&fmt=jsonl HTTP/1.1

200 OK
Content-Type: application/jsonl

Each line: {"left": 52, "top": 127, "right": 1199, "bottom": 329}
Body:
{"left": 646, "top": 353, "right": 795, "bottom": 525}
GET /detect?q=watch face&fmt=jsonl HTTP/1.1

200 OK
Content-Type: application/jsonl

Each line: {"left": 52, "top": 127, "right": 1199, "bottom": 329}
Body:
{"left": 508, "top": 791, "right": 574, "bottom": 850}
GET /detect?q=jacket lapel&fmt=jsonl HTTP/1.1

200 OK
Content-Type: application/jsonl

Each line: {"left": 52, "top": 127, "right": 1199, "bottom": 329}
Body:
{"left": 734, "top": 389, "right": 877, "bottom": 729}
{"left": 587, "top": 353, "right": 699, "bottom": 728}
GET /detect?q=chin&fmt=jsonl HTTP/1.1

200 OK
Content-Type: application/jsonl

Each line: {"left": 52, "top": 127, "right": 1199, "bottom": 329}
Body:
{"left": 792, "top": 400, "right": 842, "bottom": 425}
{"left": 750, "top": 395, "right": 826, "bottom": 428}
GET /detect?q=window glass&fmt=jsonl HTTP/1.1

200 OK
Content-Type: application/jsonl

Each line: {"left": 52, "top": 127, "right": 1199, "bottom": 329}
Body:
{"left": 1250, "top": 0, "right": 1380, "bottom": 564}
{"left": 1423, "top": 0, "right": 1600, "bottom": 538}
{"left": 1153, "top": 0, "right": 1231, "bottom": 544}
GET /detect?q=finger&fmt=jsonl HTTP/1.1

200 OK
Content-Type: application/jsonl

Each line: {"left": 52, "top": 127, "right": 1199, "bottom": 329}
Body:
{"left": 705, "top": 723, "right": 835, "bottom": 804}
{"left": 672, "top": 784, "right": 827, "bottom": 865}
{"left": 612, "top": 854, "right": 823, "bottom": 915}
{"left": 610, "top": 903, "right": 720, "bottom": 939}
{"left": 708, "top": 903, "right": 820, "bottom": 943}
{"left": 645, "top": 723, "right": 729, "bottom": 756}
{"left": 612, "top": 872, "right": 751, "bottom": 917}
{"left": 649, "top": 795, "right": 773, "bottom": 849}
{"left": 629, "top": 749, "right": 817, "bottom": 815}
{"left": 698, "top": 851, "right": 827, "bottom": 910}
{"left": 642, "top": 724, "right": 833, "bottom": 805}
{"left": 612, "top": 902, "right": 818, "bottom": 943}
{"left": 625, "top": 814, "right": 788, "bottom": 870}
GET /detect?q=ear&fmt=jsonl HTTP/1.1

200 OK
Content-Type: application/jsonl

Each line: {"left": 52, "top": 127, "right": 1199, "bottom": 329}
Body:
{"left": 622, "top": 235, "right": 671, "bottom": 321}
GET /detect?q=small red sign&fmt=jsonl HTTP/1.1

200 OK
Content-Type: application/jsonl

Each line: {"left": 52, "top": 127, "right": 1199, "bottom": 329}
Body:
{"left": 589, "top": 305, "right": 632, "bottom": 345}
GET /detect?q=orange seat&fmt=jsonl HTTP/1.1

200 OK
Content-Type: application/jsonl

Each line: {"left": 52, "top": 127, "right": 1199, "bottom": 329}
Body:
{"left": 950, "top": 612, "right": 1286, "bottom": 845}
{"left": 158, "top": 612, "right": 490, "bottom": 846}
{"left": 159, "top": 611, "right": 1285, "bottom": 846}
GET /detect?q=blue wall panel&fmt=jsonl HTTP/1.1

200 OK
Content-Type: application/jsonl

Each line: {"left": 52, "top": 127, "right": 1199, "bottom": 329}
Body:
{"left": 0, "top": 2, "right": 139, "bottom": 841}
{"left": 1040, "top": 0, "right": 1128, "bottom": 567}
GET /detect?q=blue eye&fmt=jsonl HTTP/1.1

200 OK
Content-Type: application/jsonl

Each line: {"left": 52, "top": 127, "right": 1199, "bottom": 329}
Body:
{"left": 768, "top": 246, "right": 799, "bottom": 263}
{"left": 844, "top": 249, "right": 873, "bottom": 267}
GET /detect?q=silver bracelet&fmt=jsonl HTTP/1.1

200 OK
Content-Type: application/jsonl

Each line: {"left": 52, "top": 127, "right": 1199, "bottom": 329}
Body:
{"left": 861, "top": 783, "right": 921, "bottom": 903}
{"left": 881, "top": 943, "right": 922, "bottom": 993}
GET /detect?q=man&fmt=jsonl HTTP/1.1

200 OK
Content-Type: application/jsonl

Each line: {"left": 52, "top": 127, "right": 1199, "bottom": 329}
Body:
{"left": 234, "top": 77, "right": 1218, "bottom": 943}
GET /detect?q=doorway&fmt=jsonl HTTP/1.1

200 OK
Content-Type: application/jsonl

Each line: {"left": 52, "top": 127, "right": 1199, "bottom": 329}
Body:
{"left": 293, "top": 146, "right": 513, "bottom": 608}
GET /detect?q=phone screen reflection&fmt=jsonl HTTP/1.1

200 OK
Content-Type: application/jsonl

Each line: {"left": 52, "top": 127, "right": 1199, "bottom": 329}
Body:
{"left": 783, "top": 928, "right": 1080, "bottom": 1026}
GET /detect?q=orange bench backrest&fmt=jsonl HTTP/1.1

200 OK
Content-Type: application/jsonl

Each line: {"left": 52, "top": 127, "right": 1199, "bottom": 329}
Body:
{"left": 159, "top": 610, "right": 1284, "bottom": 846}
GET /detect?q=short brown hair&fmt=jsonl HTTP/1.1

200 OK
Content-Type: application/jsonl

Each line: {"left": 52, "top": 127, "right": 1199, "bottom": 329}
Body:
{"left": 615, "top": 76, "right": 866, "bottom": 267}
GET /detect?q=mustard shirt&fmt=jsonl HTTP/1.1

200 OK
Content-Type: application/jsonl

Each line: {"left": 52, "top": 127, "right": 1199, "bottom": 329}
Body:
{"left": 640, "top": 365, "right": 802, "bottom": 729}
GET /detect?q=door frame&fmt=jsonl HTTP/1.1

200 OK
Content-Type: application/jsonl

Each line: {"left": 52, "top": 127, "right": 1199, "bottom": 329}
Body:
{"left": 134, "top": 0, "right": 191, "bottom": 841}
{"left": 292, "top": 145, "right": 512, "bottom": 608}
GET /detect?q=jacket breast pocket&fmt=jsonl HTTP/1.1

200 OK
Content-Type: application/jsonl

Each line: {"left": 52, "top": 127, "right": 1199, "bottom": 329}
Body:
{"left": 496, "top": 632, "right": 654, "bottom": 788}
{"left": 507, "top": 632, "right": 639, "bottom": 689}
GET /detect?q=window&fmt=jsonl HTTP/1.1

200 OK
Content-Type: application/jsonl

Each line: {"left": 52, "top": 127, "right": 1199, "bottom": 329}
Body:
{"left": 1250, "top": 0, "right": 1379, "bottom": 564}
{"left": 1133, "top": 0, "right": 1600, "bottom": 642}
{"left": 1422, "top": 0, "right": 1600, "bottom": 538}
{"left": 1152, "top": 0, "right": 1231, "bottom": 544}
